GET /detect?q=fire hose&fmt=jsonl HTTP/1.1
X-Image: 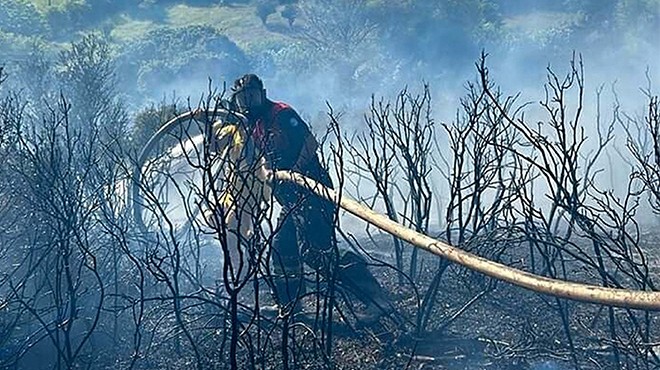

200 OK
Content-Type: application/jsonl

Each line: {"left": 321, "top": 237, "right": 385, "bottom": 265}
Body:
{"left": 274, "top": 171, "right": 660, "bottom": 310}
{"left": 135, "top": 109, "right": 660, "bottom": 311}
{"left": 132, "top": 108, "right": 248, "bottom": 234}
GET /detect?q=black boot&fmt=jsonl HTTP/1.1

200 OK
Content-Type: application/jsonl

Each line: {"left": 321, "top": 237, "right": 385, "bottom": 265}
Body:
{"left": 262, "top": 273, "right": 306, "bottom": 318}
{"left": 337, "top": 251, "right": 398, "bottom": 325}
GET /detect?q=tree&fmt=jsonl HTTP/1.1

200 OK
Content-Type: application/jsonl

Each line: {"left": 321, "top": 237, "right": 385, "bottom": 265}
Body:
{"left": 368, "top": 0, "right": 502, "bottom": 71}
{"left": 131, "top": 101, "right": 178, "bottom": 151}
{"left": 57, "top": 33, "right": 128, "bottom": 136}
{"left": 292, "top": 0, "right": 381, "bottom": 93}
{"left": 0, "top": 34, "right": 136, "bottom": 369}
{"left": 0, "top": 83, "right": 132, "bottom": 370}
{"left": 0, "top": 0, "right": 48, "bottom": 36}
{"left": 281, "top": 4, "right": 297, "bottom": 27}
{"left": 561, "top": 0, "right": 659, "bottom": 50}
{"left": 255, "top": 0, "right": 277, "bottom": 25}
{"left": 298, "top": 0, "right": 378, "bottom": 57}
{"left": 43, "top": 0, "right": 91, "bottom": 41}
{"left": 114, "top": 25, "right": 250, "bottom": 103}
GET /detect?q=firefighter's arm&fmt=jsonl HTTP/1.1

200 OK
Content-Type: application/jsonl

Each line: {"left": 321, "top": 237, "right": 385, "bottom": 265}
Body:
{"left": 211, "top": 122, "right": 239, "bottom": 154}
{"left": 292, "top": 132, "right": 319, "bottom": 171}
{"left": 277, "top": 109, "right": 319, "bottom": 170}
{"left": 204, "top": 123, "right": 242, "bottom": 214}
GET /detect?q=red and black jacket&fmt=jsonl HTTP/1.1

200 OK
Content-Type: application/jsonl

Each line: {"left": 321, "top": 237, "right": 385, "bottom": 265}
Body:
{"left": 251, "top": 101, "right": 318, "bottom": 172}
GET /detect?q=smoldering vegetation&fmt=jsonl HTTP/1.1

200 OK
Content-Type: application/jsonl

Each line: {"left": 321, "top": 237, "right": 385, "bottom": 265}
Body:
{"left": 1, "top": 1, "right": 660, "bottom": 369}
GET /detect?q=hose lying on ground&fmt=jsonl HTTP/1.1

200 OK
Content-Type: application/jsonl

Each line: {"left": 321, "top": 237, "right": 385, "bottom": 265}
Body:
{"left": 274, "top": 170, "right": 660, "bottom": 311}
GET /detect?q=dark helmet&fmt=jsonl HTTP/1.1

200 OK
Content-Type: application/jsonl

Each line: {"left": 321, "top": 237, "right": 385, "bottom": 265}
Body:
{"left": 231, "top": 74, "right": 267, "bottom": 115}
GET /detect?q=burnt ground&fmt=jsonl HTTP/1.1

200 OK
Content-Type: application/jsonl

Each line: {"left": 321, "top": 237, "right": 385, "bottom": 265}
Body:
{"left": 134, "top": 230, "right": 660, "bottom": 370}
{"left": 302, "top": 231, "right": 660, "bottom": 370}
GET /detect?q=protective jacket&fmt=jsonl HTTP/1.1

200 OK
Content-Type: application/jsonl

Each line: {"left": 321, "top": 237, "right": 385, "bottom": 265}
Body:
{"left": 250, "top": 101, "right": 332, "bottom": 204}
{"left": 250, "top": 100, "right": 389, "bottom": 315}
{"left": 251, "top": 102, "right": 319, "bottom": 169}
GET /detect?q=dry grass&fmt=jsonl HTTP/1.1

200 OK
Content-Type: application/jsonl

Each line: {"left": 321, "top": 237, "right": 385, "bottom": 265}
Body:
{"left": 109, "top": 15, "right": 158, "bottom": 43}
{"left": 165, "top": 4, "right": 291, "bottom": 49}
{"left": 28, "top": 0, "right": 72, "bottom": 11}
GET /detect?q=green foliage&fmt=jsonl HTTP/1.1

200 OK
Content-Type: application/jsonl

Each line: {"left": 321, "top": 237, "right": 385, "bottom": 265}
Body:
{"left": 568, "top": 0, "right": 660, "bottom": 34}
{"left": 298, "top": 0, "right": 379, "bottom": 56}
{"left": 0, "top": 33, "right": 55, "bottom": 105}
{"left": 14, "top": 41, "right": 56, "bottom": 102}
{"left": 115, "top": 25, "right": 250, "bottom": 101}
{"left": 0, "top": 0, "right": 48, "bottom": 36}
{"left": 85, "top": 0, "right": 134, "bottom": 20}
{"left": 502, "top": 11, "right": 579, "bottom": 53}
{"left": 130, "top": 102, "right": 178, "bottom": 150}
{"left": 43, "top": 0, "right": 90, "bottom": 40}
{"left": 557, "top": 0, "right": 660, "bottom": 52}
{"left": 109, "top": 16, "right": 157, "bottom": 42}
{"left": 43, "top": 0, "right": 146, "bottom": 40}
{"left": 56, "top": 33, "right": 128, "bottom": 137}
{"left": 442, "top": 0, "right": 503, "bottom": 43}
{"left": 182, "top": 0, "right": 223, "bottom": 5}
{"left": 564, "top": 0, "right": 619, "bottom": 20}
{"left": 58, "top": 34, "right": 116, "bottom": 103}
{"left": 280, "top": 4, "right": 297, "bottom": 27}
{"left": 288, "top": 0, "right": 383, "bottom": 93}
{"left": 255, "top": 0, "right": 278, "bottom": 25}
{"left": 268, "top": 40, "right": 319, "bottom": 75}
{"left": 365, "top": 0, "right": 503, "bottom": 72}
{"left": 1, "top": 0, "right": 655, "bottom": 106}
{"left": 0, "top": 31, "right": 31, "bottom": 57}
{"left": 613, "top": 0, "right": 660, "bottom": 35}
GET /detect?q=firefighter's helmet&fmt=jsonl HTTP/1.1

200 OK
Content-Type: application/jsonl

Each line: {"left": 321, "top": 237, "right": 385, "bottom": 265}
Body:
{"left": 231, "top": 74, "right": 266, "bottom": 115}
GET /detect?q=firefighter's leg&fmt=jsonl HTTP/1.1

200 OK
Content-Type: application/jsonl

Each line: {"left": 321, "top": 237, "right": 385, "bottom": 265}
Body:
{"left": 202, "top": 205, "right": 248, "bottom": 282}
{"left": 297, "top": 195, "right": 394, "bottom": 324}
{"left": 292, "top": 162, "right": 338, "bottom": 277}
{"left": 270, "top": 208, "right": 306, "bottom": 313}
{"left": 336, "top": 251, "right": 394, "bottom": 317}
{"left": 295, "top": 193, "right": 337, "bottom": 275}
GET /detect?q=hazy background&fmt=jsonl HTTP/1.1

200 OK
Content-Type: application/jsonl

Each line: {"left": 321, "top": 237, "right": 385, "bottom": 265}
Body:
{"left": 2, "top": 2, "right": 660, "bottom": 369}
{"left": 2, "top": 0, "right": 659, "bottom": 231}
{"left": 1, "top": 0, "right": 657, "bottom": 120}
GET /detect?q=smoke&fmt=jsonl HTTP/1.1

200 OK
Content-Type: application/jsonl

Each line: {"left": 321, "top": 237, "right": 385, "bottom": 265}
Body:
{"left": 531, "top": 360, "right": 568, "bottom": 370}
{"left": 140, "top": 4, "right": 658, "bottom": 226}
{"left": 30, "top": 1, "right": 655, "bottom": 235}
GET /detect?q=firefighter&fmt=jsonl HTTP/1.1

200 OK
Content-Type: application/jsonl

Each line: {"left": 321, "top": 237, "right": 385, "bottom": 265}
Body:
{"left": 230, "top": 74, "right": 394, "bottom": 324}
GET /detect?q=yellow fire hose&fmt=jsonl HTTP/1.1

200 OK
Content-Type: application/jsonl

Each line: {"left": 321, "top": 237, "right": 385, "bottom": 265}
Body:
{"left": 274, "top": 170, "right": 660, "bottom": 310}
{"left": 135, "top": 109, "right": 660, "bottom": 310}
